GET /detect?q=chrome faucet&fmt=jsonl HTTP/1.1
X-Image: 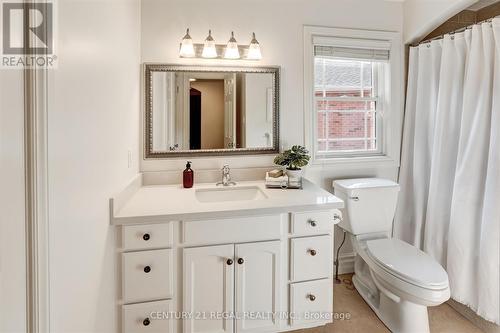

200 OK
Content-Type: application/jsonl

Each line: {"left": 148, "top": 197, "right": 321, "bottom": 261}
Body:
{"left": 216, "top": 164, "right": 236, "bottom": 186}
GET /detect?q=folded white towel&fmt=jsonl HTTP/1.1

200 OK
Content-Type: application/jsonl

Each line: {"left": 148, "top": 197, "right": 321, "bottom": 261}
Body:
{"left": 265, "top": 172, "right": 288, "bottom": 187}
{"left": 265, "top": 172, "right": 288, "bottom": 182}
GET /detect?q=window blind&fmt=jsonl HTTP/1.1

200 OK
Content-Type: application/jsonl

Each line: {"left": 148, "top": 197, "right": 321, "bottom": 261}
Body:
{"left": 314, "top": 45, "right": 390, "bottom": 61}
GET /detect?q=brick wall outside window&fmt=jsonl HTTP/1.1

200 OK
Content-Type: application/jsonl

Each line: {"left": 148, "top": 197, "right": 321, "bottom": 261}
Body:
{"left": 315, "top": 89, "right": 376, "bottom": 152}
{"left": 314, "top": 57, "right": 378, "bottom": 154}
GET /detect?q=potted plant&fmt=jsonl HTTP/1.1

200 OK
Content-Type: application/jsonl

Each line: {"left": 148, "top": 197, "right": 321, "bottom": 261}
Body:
{"left": 273, "top": 145, "right": 311, "bottom": 181}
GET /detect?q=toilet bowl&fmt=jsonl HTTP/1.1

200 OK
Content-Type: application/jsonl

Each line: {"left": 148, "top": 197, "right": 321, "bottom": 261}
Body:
{"left": 333, "top": 178, "right": 450, "bottom": 333}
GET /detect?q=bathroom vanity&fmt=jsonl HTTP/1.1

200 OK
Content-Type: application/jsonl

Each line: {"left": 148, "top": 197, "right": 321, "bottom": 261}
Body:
{"left": 111, "top": 175, "right": 343, "bottom": 333}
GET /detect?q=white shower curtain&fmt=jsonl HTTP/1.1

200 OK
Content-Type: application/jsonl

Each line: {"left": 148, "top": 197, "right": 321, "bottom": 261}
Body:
{"left": 395, "top": 19, "right": 500, "bottom": 324}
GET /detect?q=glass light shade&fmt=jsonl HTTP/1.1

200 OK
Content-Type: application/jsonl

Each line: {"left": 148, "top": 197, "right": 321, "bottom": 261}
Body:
{"left": 224, "top": 31, "right": 240, "bottom": 59}
{"left": 246, "top": 32, "right": 262, "bottom": 60}
{"left": 179, "top": 29, "right": 195, "bottom": 57}
{"left": 202, "top": 30, "right": 218, "bottom": 58}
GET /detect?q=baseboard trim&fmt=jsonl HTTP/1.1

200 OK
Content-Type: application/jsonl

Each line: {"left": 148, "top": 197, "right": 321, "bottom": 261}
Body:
{"left": 335, "top": 252, "right": 355, "bottom": 275}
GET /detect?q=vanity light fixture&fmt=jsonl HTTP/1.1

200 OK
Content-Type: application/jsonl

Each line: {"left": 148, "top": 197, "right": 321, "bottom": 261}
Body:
{"left": 224, "top": 31, "right": 240, "bottom": 59}
{"left": 178, "top": 29, "right": 262, "bottom": 60}
{"left": 202, "top": 30, "right": 218, "bottom": 58}
{"left": 179, "top": 28, "right": 195, "bottom": 57}
{"left": 247, "top": 32, "right": 262, "bottom": 60}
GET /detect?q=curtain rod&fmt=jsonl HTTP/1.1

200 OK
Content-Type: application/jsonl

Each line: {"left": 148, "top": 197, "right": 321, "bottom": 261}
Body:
{"left": 412, "top": 15, "right": 499, "bottom": 47}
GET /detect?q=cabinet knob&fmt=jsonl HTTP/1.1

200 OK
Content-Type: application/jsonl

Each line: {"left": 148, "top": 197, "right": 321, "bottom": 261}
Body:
{"left": 143, "top": 233, "right": 150, "bottom": 241}
{"left": 143, "top": 318, "right": 150, "bottom": 326}
{"left": 226, "top": 259, "right": 233, "bottom": 265}
{"left": 308, "top": 219, "right": 317, "bottom": 227}
{"left": 144, "top": 266, "right": 151, "bottom": 273}
{"left": 237, "top": 258, "right": 244, "bottom": 265}
{"left": 309, "top": 249, "right": 317, "bottom": 256}
{"left": 308, "top": 294, "right": 316, "bottom": 301}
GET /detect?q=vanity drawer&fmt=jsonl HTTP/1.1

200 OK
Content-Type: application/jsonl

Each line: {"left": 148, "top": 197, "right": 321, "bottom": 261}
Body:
{"left": 122, "top": 299, "right": 173, "bottom": 333}
{"left": 290, "top": 235, "right": 332, "bottom": 281}
{"left": 122, "top": 249, "right": 173, "bottom": 303}
{"left": 291, "top": 210, "right": 340, "bottom": 235}
{"left": 290, "top": 279, "right": 333, "bottom": 327}
{"left": 182, "top": 215, "right": 282, "bottom": 245}
{"left": 122, "top": 223, "right": 173, "bottom": 251}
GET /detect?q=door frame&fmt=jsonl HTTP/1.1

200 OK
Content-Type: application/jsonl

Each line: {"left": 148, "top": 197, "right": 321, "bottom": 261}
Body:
{"left": 23, "top": 1, "right": 51, "bottom": 332}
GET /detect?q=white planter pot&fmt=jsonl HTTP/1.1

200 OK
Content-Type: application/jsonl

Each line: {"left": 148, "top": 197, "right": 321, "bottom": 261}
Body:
{"left": 286, "top": 169, "right": 303, "bottom": 182}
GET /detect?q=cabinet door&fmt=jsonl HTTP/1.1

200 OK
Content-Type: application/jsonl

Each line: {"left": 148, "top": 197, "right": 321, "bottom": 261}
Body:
{"left": 235, "top": 241, "right": 282, "bottom": 333}
{"left": 183, "top": 244, "right": 234, "bottom": 333}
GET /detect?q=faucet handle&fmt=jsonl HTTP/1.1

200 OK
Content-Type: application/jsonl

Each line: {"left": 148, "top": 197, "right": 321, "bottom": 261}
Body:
{"left": 222, "top": 164, "right": 230, "bottom": 172}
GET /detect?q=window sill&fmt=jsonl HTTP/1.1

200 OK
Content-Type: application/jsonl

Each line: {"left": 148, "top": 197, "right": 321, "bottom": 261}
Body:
{"left": 310, "top": 154, "right": 399, "bottom": 169}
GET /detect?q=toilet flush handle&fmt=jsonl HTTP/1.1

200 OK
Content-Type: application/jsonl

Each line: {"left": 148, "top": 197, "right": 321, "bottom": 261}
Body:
{"left": 349, "top": 196, "right": 359, "bottom": 201}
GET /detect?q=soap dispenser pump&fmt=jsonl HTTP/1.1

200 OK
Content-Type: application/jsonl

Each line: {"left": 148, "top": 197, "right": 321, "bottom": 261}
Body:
{"left": 183, "top": 161, "right": 194, "bottom": 188}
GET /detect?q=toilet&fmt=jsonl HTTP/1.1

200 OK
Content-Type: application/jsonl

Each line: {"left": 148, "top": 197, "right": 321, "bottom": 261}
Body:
{"left": 333, "top": 178, "right": 450, "bottom": 333}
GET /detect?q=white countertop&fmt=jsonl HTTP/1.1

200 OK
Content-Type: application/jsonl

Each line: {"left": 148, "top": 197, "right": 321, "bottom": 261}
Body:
{"left": 111, "top": 178, "right": 344, "bottom": 225}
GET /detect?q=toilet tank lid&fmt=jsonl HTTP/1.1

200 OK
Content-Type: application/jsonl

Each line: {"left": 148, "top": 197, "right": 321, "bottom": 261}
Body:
{"left": 333, "top": 178, "right": 399, "bottom": 191}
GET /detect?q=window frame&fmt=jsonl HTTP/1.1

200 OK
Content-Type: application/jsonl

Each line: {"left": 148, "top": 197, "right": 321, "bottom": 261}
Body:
{"left": 314, "top": 58, "right": 383, "bottom": 158}
{"left": 303, "top": 26, "right": 402, "bottom": 167}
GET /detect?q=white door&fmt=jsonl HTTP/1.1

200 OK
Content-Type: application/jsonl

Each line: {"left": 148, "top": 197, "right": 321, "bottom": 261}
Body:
{"left": 235, "top": 241, "right": 282, "bottom": 333}
{"left": 224, "top": 74, "right": 237, "bottom": 148}
{"left": 183, "top": 244, "right": 235, "bottom": 333}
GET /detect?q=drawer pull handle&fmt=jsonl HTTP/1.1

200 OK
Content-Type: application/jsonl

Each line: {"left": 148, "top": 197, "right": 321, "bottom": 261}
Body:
{"left": 237, "top": 258, "right": 244, "bottom": 265}
{"left": 308, "top": 294, "right": 316, "bottom": 301}
{"left": 226, "top": 259, "right": 233, "bottom": 265}
{"left": 309, "top": 249, "right": 317, "bottom": 256}
{"left": 142, "top": 233, "right": 150, "bottom": 241}
{"left": 308, "top": 219, "right": 317, "bottom": 227}
{"left": 143, "top": 266, "right": 151, "bottom": 273}
{"left": 143, "top": 318, "right": 151, "bottom": 326}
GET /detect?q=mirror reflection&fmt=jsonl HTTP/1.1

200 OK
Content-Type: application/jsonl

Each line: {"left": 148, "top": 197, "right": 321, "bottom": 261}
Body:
{"left": 147, "top": 66, "right": 279, "bottom": 157}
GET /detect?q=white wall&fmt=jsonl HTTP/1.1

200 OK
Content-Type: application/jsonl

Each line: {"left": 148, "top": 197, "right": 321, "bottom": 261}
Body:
{"left": 141, "top": 0, "right": 404, "bottom": 263}
{"left": 0, "top": 71, "right": 26, "bottom": 332}
{"left": 141, "top": 0, "right": 403, "bottom": 173}
{"left": 47, "top": 0, "right": 141, "bottom": 332}
{"left": 403, "top": 0, "right": 478, "bottom": 43}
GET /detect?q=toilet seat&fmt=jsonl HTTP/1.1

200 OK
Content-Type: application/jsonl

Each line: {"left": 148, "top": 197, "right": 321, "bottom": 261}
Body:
{"left": 366, "top": 238, "right": 449, "bottom": 290}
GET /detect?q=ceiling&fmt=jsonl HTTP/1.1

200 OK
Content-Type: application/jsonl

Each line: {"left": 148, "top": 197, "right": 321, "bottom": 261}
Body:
{"left": 467, "top": 0, "right": 499, "bottom": 10}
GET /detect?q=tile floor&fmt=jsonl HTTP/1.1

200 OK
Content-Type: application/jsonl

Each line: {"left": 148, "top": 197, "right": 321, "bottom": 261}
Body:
{"left": 292, "top": 274, "right": 483, "bottom": 333}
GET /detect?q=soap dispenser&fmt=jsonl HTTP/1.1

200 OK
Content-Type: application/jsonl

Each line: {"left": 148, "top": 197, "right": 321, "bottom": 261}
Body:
{"left": 183, "top": 161, "right": 194, "bottom": 188}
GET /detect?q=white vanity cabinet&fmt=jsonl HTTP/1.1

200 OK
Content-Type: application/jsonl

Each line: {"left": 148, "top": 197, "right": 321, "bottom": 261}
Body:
{"left": 183, "top": 244, "right": 235, "bottom": 333}
{"left": 183, "top": 241, "right": 281, "bottom": 333}
{"left": 112, "top": 178, "right": 344, "bottom": 333}
{"left": 234, "top": 241, "right": 281, "bottom": 333}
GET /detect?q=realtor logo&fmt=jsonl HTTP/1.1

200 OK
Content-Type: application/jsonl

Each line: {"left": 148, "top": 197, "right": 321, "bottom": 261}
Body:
{"left": 1, "top": 0, "right": 56, "bottom": 68}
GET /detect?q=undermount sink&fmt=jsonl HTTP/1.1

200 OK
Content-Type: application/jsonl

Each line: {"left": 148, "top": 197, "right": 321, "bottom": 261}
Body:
{"left": 195, "top": 186, "right": 268, "bottom": 203}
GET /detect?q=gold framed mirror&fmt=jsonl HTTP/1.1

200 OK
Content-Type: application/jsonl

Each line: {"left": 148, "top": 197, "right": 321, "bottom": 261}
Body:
{"left": 144, "top": 64, "right": 280, "bottom": 158}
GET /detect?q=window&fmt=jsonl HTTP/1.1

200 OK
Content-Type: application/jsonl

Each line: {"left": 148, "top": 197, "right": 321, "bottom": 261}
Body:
{"left": 304, "top": 27, "right": 401, "bottom": 165}
{"left": 314, "top": 46, "right": 387, "bottom": 158}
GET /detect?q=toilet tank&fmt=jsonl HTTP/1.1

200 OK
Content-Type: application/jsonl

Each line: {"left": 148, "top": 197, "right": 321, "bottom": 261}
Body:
{"left": 333, "top": 178, "right": 400, "bottom": 235}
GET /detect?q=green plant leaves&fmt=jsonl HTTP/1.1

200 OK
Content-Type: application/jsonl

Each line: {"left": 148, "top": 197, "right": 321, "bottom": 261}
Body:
{"left": 273, "top": 145, "right": 310, "bottom": 170}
